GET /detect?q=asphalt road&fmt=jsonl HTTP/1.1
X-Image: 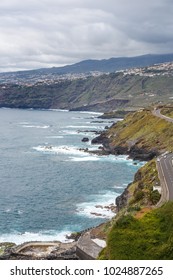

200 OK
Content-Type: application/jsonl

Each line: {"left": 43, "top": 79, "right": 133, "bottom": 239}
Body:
{"left": 152, "top": 108, "right": 173, "bottom": 123}
{"left": 152, "top": 108, "right": 173, "bottom": 201}
{"left": 157, "top": 153, "right": 173, "bottom": 201}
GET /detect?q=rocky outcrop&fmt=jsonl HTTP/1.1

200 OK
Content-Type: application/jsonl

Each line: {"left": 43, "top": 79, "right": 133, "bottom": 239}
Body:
{"left": 81, "top": 137, "right": 89, "bottom": 142}
{"left": 91, "top": 133, "right": 159, "bottom": 161}
{"left": 115, "top": 185, "right": 130, "bottom": 211}
{"left": 128, "top": 146, "right": 158, "bottom": 161}
{"left": 91, "top": 133, "right": 111, "bottom": 152}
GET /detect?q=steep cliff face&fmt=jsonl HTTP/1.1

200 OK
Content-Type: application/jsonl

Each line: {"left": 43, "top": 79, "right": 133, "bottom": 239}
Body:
{"left": 115, "top": 159, "right": 160, "bottom": 211}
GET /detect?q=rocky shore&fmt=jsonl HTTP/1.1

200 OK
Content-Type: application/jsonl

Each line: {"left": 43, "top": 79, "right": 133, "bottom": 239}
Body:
{"left": 91, "top": 132, "right": 158, "bottom": 161}
{"left": 0, "top": 223, "right": 108, "bottom": 260}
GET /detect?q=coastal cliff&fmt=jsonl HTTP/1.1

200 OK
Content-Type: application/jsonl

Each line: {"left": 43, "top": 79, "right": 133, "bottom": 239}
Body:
{"left": 96, "top": 106, "right": 173, "bottom": 259}
{"left": 92, "top": 107, "right": 173, "bottom": 214}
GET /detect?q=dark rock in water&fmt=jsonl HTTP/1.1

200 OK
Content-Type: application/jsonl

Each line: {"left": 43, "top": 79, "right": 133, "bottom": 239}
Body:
{"left": 105, "top": 126, "right": 109, "bottom": 129}
{"left": 91, "top": 133, "right": 108, "bottom": 145}
{"left": 81, "top": 137, "right": 89, "bottom": 142}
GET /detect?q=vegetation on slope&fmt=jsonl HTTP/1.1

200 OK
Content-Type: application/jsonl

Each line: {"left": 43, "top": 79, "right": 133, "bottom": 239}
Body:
{"left": 1, "top": 73, "right": 173, "bottom": 111}
{"left": 116, "top": 159, "right": 161, "bottom": 213}
{"left": 96, "top": 106, "right": 173, "bottom": 259}
{"left": 160, "top": 106, "right": 173, "bottom": 118}
{"left": 104, "top": 109, "right": 173, "bottom": 154}
{"left": 99, "top": 202, "right": 173, "bottom": 260}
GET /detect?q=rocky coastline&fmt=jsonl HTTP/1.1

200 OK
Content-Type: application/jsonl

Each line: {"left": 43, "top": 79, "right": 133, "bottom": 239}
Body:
{"left": 0, "top": 110, "right": 160, "bottom": 260}
{"left": 91, "top": 132, "right": 159, "bottom": 161}
{"left": 0, "top": 223, "right": 108, "bottom": 260}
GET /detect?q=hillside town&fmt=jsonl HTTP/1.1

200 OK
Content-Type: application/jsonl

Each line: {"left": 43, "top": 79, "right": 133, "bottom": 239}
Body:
{"left": 0, "top": 70, "right": 104, "bottom": 86}
{"left": 122, "top": 62, "right": 173, "bottom": 77}
{"left": 0, "top": 62, "right": 173, "bottom": 88}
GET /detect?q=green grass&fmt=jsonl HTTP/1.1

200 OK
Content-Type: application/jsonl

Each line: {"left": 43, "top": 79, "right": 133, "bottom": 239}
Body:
{"left": 97, "top": 106, "right": 173, "bottom": 260}
{"left": 106, "top": 109, "right": 173, "bottom": 152}
{"left": 116, "top": 159, "right": 161, "bottom": 212}
{"left": 99, "top": 202, "right": 173, "bottom": 260}
{"left": 161, "top": 107, "right": 173, "bottom": 118}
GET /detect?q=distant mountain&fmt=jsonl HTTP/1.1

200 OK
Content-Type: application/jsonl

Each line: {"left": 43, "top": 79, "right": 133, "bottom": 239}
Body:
{"left": 1, "top": 53, "right": 173, "bottom": 77}
{"left": 53, "top": 53, "right": 173, "bottom": 74}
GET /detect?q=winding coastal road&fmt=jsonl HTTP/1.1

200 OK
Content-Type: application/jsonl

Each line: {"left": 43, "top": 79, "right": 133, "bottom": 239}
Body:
{"left": 152, "top": 107, "right": 173, "bottom": 203}
{"left": 157, "top": 153, "right": 173, "bottom": 203}
{"left": 152, "top": 108, "right": 173, "bottom": 123}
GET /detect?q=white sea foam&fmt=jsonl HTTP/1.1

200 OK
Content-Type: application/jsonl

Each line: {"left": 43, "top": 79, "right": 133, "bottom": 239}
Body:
{"left": 0, "top": 230, "right": 73, "bottom": 245}
{"left": 61, "top": 130, "right": 96, "bottom": 136}
{"left": 69, "top": 156, "right": 99, "bottom": 162}
{"left": 33, "top": 145, "right": 87, "bottom": 156}
{"left": 49, "top": 109, "right": 69, "bottom": 112}
{"left": 17, "top": 210, "right": 24, "bottom": 215}
{"left": 33, "top": 145, "right": 140, "bottom": 165}
{"left": 46, "top": 136, "right": 64, "bottom": 139}
{"left": 66, "top": 125, "right": 103, "bottom": 129}
{"left": 5, "top": 208, "right": 11, "bottom": 213}
{"left": 76, "top": 191, "right": 118, "bottom": 219}
{"left": 22, "top": 125, "right": 50, "bottom": 129}
{"left": 114, "top": 185, "right": 125, "bottom": 189}
{"left": 69, "top": 153, "right": 121, "bottom": 162}
{"left": 61, "top": 130, "right": 80, "bottom": 135}
{"left": 75, "top": 111, "right": 103, "bottom": 115}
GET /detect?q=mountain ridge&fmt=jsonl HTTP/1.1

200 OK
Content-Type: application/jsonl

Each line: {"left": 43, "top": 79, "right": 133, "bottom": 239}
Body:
{"left": 1, "top": 53, "right": 173, "bottom": 76}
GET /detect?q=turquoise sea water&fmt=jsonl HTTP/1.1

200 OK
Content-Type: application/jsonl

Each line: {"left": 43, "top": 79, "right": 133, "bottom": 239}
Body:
{"left": 0, "top": 108, "right": 143, "bottom": 244}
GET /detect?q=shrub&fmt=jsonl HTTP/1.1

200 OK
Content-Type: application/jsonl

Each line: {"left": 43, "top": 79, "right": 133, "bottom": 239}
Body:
{"left": 134, "top": 190, "right": 144, "bottom": 201}
{"left": 150, "top": 190, "right": 161, "bottom": 204}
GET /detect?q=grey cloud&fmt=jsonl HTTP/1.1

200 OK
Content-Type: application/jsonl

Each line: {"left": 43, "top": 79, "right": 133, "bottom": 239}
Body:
{"left": 0, "top": 0, "right": 172, "bottom": 72}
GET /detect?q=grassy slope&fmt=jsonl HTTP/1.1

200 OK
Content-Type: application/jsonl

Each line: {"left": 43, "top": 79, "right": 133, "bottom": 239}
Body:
{"left": 161, "top": 107, "right": 173, "bottom": 118}
{"left": 126, "top": 159, "right": 161, "bottom": 208}
{"left": 99, "top": 202, "right": 173, "bottom": 260}
{"left": 98, "top": 107, "right": 173, "bottom": 260}
{"left": 105, "top": 109, "right": 173, "bottom": 152}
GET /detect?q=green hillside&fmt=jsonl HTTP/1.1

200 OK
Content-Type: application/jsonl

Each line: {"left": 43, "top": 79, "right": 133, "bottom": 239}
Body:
{"left": 99, "top": 202, "right": 173, "bottom": 260}
{"left": 95, "top": 106, "right": 173, "bottom": 260}
{"left": 0, "top": 72, "right": 173, "bottom": 111}
{"left": 98, "top": 108, "right": 173, "bottom": 158}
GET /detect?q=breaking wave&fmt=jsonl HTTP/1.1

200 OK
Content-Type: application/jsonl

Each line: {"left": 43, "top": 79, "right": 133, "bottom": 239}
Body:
{"left": 76, "top": 191, "right": 118, "bottom": 219}
{"left": 0, "top": 230, "right": 73, "bottom": 245}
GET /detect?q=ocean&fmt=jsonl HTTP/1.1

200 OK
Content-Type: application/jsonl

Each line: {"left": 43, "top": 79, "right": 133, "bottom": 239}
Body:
{"left": 0, "top": 108, "right": 143, "bottom": 244}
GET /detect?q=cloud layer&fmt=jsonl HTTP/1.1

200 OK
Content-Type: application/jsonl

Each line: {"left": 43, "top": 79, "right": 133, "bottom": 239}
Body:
{"left": 0, "top": 0, "right": 172, "bottom": 72}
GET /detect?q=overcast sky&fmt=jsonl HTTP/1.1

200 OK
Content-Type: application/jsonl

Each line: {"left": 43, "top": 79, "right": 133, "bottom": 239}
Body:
{"left": 0, "top": 0, "right": 173, "bottom": 72}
